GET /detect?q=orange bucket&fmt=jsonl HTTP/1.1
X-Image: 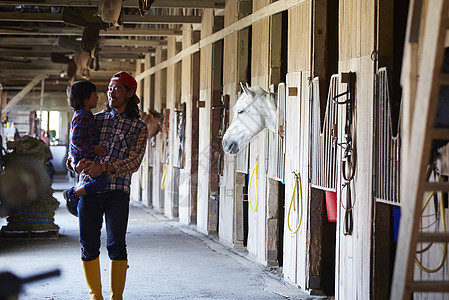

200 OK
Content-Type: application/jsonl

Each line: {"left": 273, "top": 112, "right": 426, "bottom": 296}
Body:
{"left": 325, "top": 191, "right": 337, "bottom": 222}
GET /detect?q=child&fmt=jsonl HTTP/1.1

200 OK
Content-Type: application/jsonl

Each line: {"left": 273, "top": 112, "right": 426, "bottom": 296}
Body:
{"left": 64, "top": 80, "right": 107, "bottom": 217}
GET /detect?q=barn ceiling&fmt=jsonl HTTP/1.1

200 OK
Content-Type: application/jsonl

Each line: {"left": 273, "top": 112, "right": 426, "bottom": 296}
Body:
{"left": 0, "top": 0, "right": 224, "bottom": 104}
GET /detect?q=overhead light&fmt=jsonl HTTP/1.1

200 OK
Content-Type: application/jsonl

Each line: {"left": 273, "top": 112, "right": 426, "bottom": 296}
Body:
{"left": 60, "top": 71, "right": 66, "bottom": 78}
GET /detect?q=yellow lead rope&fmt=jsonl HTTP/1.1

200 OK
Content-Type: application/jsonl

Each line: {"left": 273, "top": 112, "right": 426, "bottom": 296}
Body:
{"left": 160, "top": 163, "right": 168, "bottom": 190}
{"left": 248, "top": 160, "right": 258, "bottom": 212}
{"left": 414, "top": 190, "right": 447, "bottom": 273}
{"left": 140, "top": 166, "right": 145, "bottom": 190}
{"left": 287, "top": 172, "right": 303, "bottom": 234}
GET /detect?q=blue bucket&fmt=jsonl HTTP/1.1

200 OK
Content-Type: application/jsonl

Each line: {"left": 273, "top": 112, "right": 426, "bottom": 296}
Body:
{"left": 392, "top": 206, "right": 401, "bottom": 242}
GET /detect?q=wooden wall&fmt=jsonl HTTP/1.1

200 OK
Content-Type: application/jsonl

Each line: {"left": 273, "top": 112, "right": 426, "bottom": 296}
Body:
{"left": 130, "top": 61, "right": 143, "bottom": 203}
{"left": 336, "top": 0, "right": 375, "bottom": 299}
{"left": 129, "top": 0, "right": 401, "bottom": 298}
{"left": 152, "top": 46, "right": 167, "bottom": 212}
{"left": 197, "top": 9, "right": 214, "bottom": 234}
{"left": 246, "top": 0, "right": 271, "bottom": 264}
{"left": 220, "top": 0, "right": 252, "bottom": 248}
{"left": 163, "top": 36, "right": 182, "bottom": 219}
{"left": 283, "top": 0, "right": 311, "bottom": 288}
{"left": 179, "top": 24, "right": 200, "bottom": 225}
{"left": 142, "top": 53, "right": 154, "bottom": 207}
{"left": 219, "top": 0, "right": 240, "bottom": 246}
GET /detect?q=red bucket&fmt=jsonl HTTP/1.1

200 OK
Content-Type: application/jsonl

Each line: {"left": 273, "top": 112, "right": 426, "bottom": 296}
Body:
{"left": 325, "top": 191, "right": 337, "bottom": 222}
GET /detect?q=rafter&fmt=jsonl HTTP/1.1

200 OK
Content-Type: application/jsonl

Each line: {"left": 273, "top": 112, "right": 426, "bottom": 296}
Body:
{"left": 0, "top": 37, "right": 165, "bottom": 47}
{"left": 0, "top": 0, "right": 225, "bottom": 9}
{"left": 0, "top": 27, "right": 182, "bottom": 36}
{"left": 0, "top": 60, "right": 135, "bottom": 71}
{"left": 0, "top": 45, "right": 155, "bottom": 54}
{"left": 0, "top": 69, "right": 119, "bottom": 80}
{"left": 0, "top": 50, "right": 146, "bottom": 60}
{"left": 0, "top": 12, "right": 201, "bottom": 24}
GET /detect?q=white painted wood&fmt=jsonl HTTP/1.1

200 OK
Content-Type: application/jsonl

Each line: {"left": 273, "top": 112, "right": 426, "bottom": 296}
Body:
{"left": 247, "top": 129, "right": 268, "bottom": 264}
{"left": 296, "top": 71, "right": 311, "bottom": 288}
{"left": 283, "top": 71, "right": 302, "bottom": 284}
{"left": 196, "top": 9, "right": 214, "bottom": 234}
{"left": 178, "top": 23, "right": 200, "bottom": 225}
{"left": 197, "top": 88, "right": 212, "bottom": 234}
{"left": 163, "top": 37, "right": 179, "bottom": 219}
{"left": 336, "top": 57, "right": 374, "bottom": 300}
{"left": 218, "top": 149, "right": 236, "bottom": 245}
{"left": 152, "top": 46, "right": 167, "bottom": 213}
{"left": 130, "top": 61, "right": 142, "bottom": 203}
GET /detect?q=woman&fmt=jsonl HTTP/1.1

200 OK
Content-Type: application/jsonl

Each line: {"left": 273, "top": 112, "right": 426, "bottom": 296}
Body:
{"left": 71, "top": 71, "right": 148, "bottom": 300}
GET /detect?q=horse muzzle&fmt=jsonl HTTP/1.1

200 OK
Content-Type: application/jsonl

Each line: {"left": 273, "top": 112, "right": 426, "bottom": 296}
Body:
{"left": 222, "top": 139, "right": 239, "bottom": 154}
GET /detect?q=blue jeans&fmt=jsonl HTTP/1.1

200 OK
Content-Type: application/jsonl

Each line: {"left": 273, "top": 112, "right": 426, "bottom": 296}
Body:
{"left": 84, "top": 172, "right": 108, "bottom": 194}
{"left": 78, "top": 191, "right": 130, "bottom": 262}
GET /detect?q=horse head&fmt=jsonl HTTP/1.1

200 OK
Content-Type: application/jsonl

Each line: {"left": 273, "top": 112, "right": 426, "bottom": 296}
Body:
{"left": 222, "top": 83, "right": 276, "bottom": 154}
{"left": 143, "top": 109, "right": 164, "bottom": 138}
{"left": 98, "top": 0, "right": 124, "bottom": 30}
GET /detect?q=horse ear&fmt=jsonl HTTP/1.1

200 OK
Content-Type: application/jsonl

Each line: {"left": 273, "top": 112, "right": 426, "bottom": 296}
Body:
{"left": 240, "top": 82, "right": 255, "bottom": 97}
{"left": 245, "top": 82, "right": 250, "bottom": 89}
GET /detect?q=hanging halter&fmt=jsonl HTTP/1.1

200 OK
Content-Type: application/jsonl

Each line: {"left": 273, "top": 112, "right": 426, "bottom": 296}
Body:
{"left": 333, "top": 72, "right": 356, "bottom": 236}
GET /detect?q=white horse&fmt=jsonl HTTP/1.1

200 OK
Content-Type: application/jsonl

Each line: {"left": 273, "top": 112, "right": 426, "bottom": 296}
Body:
{"left": 222, "top": 83, "right": 277, "bottom": 154}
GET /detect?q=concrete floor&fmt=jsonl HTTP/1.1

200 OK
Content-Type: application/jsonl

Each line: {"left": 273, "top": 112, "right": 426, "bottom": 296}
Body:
{"left": 0, "top": 175, "right": 326, "bottom": 300}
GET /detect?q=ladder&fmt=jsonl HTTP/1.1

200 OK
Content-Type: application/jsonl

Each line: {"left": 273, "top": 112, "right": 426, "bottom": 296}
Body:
{"left": 391, "top": 0, "right": 449, "bottom": 299}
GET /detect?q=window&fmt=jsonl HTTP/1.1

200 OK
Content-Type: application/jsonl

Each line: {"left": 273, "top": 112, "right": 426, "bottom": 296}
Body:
{"left": 38, "top": 110, "right": 60, "bottom": 146}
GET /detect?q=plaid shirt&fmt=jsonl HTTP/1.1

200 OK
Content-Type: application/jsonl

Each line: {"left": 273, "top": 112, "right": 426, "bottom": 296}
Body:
{"left": 70, "top": 109, "right": 98, "bottom": 165}
{"left": 79, "top": 108, "right": 148, "bottom": 194}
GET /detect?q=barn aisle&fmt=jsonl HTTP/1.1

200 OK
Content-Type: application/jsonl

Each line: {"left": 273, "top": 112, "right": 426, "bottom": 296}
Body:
{"left": 0, "top": 175, "right": 323, "bottom": 300}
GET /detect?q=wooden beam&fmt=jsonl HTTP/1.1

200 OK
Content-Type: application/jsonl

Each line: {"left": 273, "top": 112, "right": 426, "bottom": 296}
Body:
{"left": 136, "top": 0, "right": 306, "bottom": 80}
{"left": 123, "top": 14, "right": 201, "bottom": 24}
{"left": 0, "top": 50, "right": 145, "bottom": 60}
{"left": 1, "top": 73, "right": 47, "bottom": 118}
{"left": 0, "top": 60, "right": 135, "bottom": 71}
{"left": 0, "top": 69, "right": 117, "bottom": 80}
{"left": 0, "top": 37, "right": 164, "bottom": 47}
{"left": 0, "top": 27, "right": 182, "bottom": 37}
{"left": 0, "top": 12, "right": 202, "bottom": 24}
{"left": 4, "top": 45, "right": 155, "bottom": 54}
{"left": 0, "top": 0, "right": 225, "bottom": 9}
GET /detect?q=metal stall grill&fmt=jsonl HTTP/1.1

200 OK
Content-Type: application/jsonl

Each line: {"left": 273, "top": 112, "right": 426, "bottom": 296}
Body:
{"left": 310, "top": 75, "right": 339, "bottom": 191}
{"left": 373, "top": 67, "right": 401, "bottom": 205}
{"left": 267, "top": 83, "right": 286, "bottom": 181}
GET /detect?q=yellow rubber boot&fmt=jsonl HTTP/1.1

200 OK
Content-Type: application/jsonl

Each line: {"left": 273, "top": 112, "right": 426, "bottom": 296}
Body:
{"left": 109, "top": 260, "right": 128, "bottom": 300}
{"left": 82, "top": 257, "right": 103, "bottom": 300}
